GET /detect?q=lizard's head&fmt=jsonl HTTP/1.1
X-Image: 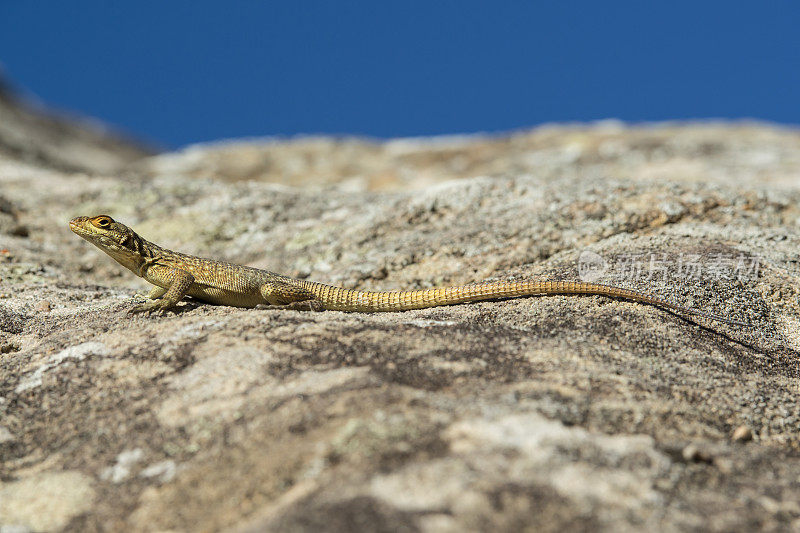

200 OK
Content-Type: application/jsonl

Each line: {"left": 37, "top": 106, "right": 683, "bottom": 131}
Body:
{"left": 69, "top": 215, "right": 144, "bottom": 264}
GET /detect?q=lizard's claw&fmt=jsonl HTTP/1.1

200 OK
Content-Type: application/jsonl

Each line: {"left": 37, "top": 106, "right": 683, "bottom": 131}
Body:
{"left": 129, "top": 299, "right": 174, "bottom": 315}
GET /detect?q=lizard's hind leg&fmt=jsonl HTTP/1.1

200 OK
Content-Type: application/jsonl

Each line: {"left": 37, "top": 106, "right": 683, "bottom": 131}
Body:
{"left": 259, "top": 281, "right": 325, "bottom": 311}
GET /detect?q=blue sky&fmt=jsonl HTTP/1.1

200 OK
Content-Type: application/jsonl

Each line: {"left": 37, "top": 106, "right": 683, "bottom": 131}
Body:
{"left": 1, "top": 1, "right": 798, "bottom": 148}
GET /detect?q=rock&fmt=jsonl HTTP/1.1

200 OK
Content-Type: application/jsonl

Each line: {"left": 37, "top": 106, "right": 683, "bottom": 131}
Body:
{"left": 14, "top": 341, "right": 108, "bottom": 393}
{"left": 100, "top": 448, "right": 145, "bottom": 484}
{"left": 140, "top": 459, "right": 177, "bottom": 483}
{"left": 682, "top": 444, "right": 714, "bottom": 464}
{"left": 0, "top": 426, "right": 14, "bottom": 444}
{"left": 732, "top": 425, "right": 754, "bottom": 442}
{"left": 0, "top": 471, "right": 95, "bottom": 532}
{"left": 3, "top": 79, "right": 800, "bottom": 531}
{"left": 0, "top": 75, "right": 153, "bottom": 173}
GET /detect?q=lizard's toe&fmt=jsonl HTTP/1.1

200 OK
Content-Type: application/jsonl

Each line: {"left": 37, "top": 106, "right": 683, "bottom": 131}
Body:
{"left": 307, "top": 300, "right": 325, "bottom": 312}
{"left": 130, "top": 303, "right": 155, "bottom": 314}
{"left": 130, "top": 299, "right": 173, "bottom": 314}
{"left": 256, "top": 300, "right": 325, "bottom": 312}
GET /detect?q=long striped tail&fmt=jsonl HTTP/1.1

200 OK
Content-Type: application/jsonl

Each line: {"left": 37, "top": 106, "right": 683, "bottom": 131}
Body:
{"left": 297, "top": 279, "right": 748, "bottom": 326}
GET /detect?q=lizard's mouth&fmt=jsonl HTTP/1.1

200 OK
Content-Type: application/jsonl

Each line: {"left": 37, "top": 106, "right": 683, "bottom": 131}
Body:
{"left": 69, "top": 219, "right": 92, "bottom": 239}
{"left": 69, "top": 218, "right": 108, "bottom": 247}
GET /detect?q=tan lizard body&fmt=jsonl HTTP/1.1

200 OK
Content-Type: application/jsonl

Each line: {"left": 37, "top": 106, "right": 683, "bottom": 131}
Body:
{"left": 69, "top": 215, "right": 746, "bottom": 325}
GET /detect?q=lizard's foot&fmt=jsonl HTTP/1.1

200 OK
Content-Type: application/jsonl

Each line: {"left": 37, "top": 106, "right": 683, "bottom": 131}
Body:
{"left": 256, "top": 300, "right": 325, "bottom": 312}
{"left": 129, "top": 298, "right": 176, "bottom": 314}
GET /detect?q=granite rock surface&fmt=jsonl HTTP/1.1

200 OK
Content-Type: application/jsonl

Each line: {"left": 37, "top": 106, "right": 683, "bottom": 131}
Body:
{"left": 2, "top": 86, "right": 800, "bottom": 531}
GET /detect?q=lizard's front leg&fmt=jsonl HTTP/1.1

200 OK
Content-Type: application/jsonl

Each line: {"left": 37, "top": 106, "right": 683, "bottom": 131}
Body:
{"left": 137, "top": 286, "right": 167, "bottom": 300}
{"left": 131, "top": 269, "right": 194, "bottom": 313}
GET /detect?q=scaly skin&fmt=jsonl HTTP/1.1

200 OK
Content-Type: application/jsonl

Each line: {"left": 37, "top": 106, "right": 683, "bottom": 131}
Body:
{"left": 69, "top": 215, "right": 747, "bottom": 325}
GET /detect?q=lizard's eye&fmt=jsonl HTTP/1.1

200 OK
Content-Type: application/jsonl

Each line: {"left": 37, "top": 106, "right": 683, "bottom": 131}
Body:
{"left": 93, "top": 216, "right": 113, "bottom": 228}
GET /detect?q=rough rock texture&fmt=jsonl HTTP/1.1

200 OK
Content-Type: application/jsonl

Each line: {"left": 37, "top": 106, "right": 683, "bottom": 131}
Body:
{"left": 2, "top": 92, "right": 800, "bottom": 532}
{"left": 0, "top": 76, "right": 154, "bottom": 174}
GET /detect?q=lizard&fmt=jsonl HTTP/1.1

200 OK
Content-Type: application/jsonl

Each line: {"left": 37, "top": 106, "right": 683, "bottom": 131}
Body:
{"left": 69, "top": 214, "right": 748, "bottom": 326}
